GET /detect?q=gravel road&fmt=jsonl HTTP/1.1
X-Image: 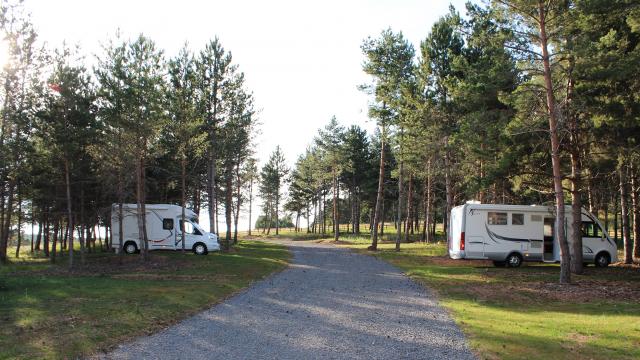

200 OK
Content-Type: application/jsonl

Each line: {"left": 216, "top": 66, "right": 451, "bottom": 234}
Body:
{"left": 103, "top": 240, "right": 475, "bottom": 360}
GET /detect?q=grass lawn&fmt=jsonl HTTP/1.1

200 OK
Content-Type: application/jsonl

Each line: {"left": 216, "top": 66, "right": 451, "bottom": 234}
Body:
{"left": 0, "top": 240, "right": 289, "bottom": 359}
{"left": 325, "top": 236, "right": 640, "bottom": 360}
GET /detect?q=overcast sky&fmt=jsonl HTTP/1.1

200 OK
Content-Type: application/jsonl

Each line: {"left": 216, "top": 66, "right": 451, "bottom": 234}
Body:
{"left": 27, "top": 0, "right": 469, "bottom": 231}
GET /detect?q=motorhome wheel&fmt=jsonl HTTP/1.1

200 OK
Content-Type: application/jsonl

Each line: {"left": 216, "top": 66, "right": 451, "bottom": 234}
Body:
{"left": 506, "top": 253, "right": 522, "bottom": 268}
{"left": 193, "top": 243, "right": 208, "bottom": 255}
{"left": 595, "top": 252, "right": 610, "bottom": 268}
{"left": 124, "top": 242, "right": 137, "bottom": 254}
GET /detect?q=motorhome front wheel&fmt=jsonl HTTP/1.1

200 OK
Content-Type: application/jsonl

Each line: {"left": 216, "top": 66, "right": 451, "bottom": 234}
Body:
{"left": 193, "top": 243, "right": 208, "bottom": 255}
{"left": 595, "top": 252, "right": 610, "bottom": 268}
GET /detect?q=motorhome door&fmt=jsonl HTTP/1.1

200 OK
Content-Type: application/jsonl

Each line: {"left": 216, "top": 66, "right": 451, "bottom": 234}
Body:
{"left": 543, "top": 218, "right": 555, "bottom": 261}
{"left": 178, "top": 220, "right": 202, "bottom": 249}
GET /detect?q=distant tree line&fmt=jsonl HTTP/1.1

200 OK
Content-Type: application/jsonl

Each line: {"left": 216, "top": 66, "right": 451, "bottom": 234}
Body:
{"left": 285, "top": 0, "right": 640, "bottom": 284}
{"left": 0, "top": 1, "right": 259, "bottom": 267}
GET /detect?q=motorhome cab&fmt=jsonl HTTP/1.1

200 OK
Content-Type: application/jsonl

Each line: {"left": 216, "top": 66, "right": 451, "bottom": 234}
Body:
{"left": 111, "top": 204, "right": 220, "bottom": 255}
{"left": 448, "top": 203, "right": 617, "bottom": 268}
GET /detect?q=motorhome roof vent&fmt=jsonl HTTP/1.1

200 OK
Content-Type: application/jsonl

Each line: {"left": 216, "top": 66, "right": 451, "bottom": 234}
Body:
{"left": 466, "top": 200, "right": 481, "bottom": 204}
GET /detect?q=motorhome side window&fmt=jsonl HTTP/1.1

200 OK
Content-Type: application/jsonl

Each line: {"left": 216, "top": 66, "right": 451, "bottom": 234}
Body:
{"left": 180, "top": 220, "right": 202, "bottom": 235}
{"left": 512, "top": 213, "right": 524, "bottom": 225}
{"left": 581, "top": 222, "right": 599, "bottom": 237}
{"left": 162, "top": 218, "right": 174, "bottom": 230}
{"left": 487, "top": 212, "right": 507, "bottom": 225}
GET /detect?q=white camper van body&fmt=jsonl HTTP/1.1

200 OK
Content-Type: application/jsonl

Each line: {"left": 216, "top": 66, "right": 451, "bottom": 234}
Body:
{"left": 448, "top": 203, "right": 617, "bottom": 267}
{"left": 111, "top": 204, "right": 220, "bottom": 254}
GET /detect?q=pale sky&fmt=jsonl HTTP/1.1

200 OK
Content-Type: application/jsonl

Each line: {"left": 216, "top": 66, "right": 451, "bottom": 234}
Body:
{"left": 26, "top": 0, "right": 468, "bottom": 232}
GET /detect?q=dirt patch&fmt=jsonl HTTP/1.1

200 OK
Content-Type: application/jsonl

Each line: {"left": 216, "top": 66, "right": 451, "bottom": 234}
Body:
{"left": 111, "top": 273, "right": 232, "bottom": 281}
{"left": 427, "top": 256, "right": 494, "bottom": 267}
{"left": 464, "top": 278, "right": 640, "bottom": 303}
{"left": 561, "top": 332, "right": 599, "bottom": 351}
{"left": 314, "top": 239, "right": 353, "bottom": 245}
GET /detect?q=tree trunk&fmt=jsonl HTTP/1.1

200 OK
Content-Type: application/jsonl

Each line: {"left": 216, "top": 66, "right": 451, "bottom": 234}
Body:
{"left": 421, "top": 181, "right": 428, "bottom": 242}
{"left": 426, "top": 158, "right": 433, "bottom": 243}
{"left": 333, "top": 168, "right": 339, "bottom": 241}
{"left": 632, "top": 162, "right": 640, "bottom": 263}
{"left": 349, "top": 185, "right": 354, "bottom": 234}
{"left": 355, "top": 190, "right": 361, "bottom": 235}
{"left": 44, "top": 211, "right": 50, "bottom": 257}
{"left": 15, "top": 189, "right": 21, "bottom": 258}
{"left": 404, "top": 174, "right": 413, "bottom": 244}
{"left": 63, "top": 221, "right": 69, "bottom": 250}
{"left": 614, "top": 192, "right": 619, "bottom": 243}
{"left": 51, "top": 221, "right": 59, "bottom": 264}
{"left": 266, "top": 201, "right": 272, "bottom": 235}
{"left": 306, "top": 203, "right": 311, "bottom": 233}
{"left": 233, "top": 163, "right": 242, "bottom": 244}
{"left": 224, "top": 162, "right": 233, "bottom": 250}
{"left": 275, "top": 186, "right": 280, "bottom": 236}
{"left": 396, "top": 159, "right": 403, "bottom": 251}
{"left": 64, "top": 159, "right": 74, "bottom": 268}
{"left": 117, "top": 181, "right": 125, "bottom": 263}
{"left": 141, "top": 157, "right": 150, "bottom": 260}
{"left": 35, "top": 219, "right": 42, "bottom": 251}
{"left": 444, "top": 146, "right": 453, "bottom": 249}
{"left": 313, "top": 199, "right": 318, "bottom": 233}
{"left": 79, "top": 186, "right": 86, "bottom": 265}
{"left": 248, "top": 178, "right": 253, "bottom": 236}
{"left": 604, "top": 203, "right": 609, "bottom": 234}
{"left": 181, "top": 158, "right": 187, "bottom": 252}
{"left": 215, "top": 190, "right": 220, "bottom": 236}
{"left": 0, "top": 182, "right": 14, "bottom": 263}
{"left": 619, "top": 160, "right": 632, "bottom": 264}
{"left": 321, "top": 190, "right": 325, "bottom": 234}
{"left": 370, "top": 125, "right": 386, "bottom": 250}
{"left": 539, "top": 2, "right": 571, "bottom": 283}
{"left": 208, "top": 151, "right": 217, "bottom": 234}
{"left": 30, "top": 219, "right": 34, "bottom": 254}
{"left": 136, "top": 155, "right": 148, "bottom": 261}
{"left": 566, "top": 52, "right": 583, "bottom": 274}
{"left": 442, "top": 202, "right": 447, "bottom": 243}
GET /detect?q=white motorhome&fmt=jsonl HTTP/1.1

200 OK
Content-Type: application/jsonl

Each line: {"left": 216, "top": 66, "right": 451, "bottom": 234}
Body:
{"left": 448, "top": 203, "right": 617, "bottom": 268}
{"left": 111, "top": 204, "right": 220, "bottom": 255}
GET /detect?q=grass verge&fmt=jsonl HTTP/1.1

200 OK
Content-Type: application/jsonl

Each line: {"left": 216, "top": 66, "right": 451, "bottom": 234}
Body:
{"left": 319, "top": 235, "right": 640, "bottom": 360}
{"left": 0, "top": 240, "right": 289, "bottom": 359}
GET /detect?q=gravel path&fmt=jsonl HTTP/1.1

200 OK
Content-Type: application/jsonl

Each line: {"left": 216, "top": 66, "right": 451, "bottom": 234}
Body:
{"left": 103, "top": 240, "right": 475, "bottom": 360}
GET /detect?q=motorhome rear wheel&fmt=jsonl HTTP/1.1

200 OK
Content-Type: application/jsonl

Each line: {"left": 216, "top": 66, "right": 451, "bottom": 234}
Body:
{"left": 124, "top": 242, "right": 138, "bottom": 254}
{"left": 506, "top": 253, "right": 523, "bottom": 268}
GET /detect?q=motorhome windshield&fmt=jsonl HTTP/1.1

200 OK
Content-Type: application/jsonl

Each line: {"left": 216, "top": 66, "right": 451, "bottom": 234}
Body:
{"left": 192, "top": 221, "right": 205, "bottom": 233}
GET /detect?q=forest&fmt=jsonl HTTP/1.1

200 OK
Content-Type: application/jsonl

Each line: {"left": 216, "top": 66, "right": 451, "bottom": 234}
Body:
{"left": 283, "top": 0, "right": 640, "bottom": 283}
{"left": 1, "top": 1, "right": 639, "bottom": 358}
{"left": 0, "top": 1, "right": 260, "bottom": 267}
{"left": 0, "top": 0, "right": 639, "bottom": 288}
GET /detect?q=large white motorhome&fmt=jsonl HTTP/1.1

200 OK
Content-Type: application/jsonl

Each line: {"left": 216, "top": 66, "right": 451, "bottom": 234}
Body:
{"left": 448, "top": 203, "right": 617, "bottom": 268}
{"left": 111, "top": 204, "right": 220, "bottom": 255}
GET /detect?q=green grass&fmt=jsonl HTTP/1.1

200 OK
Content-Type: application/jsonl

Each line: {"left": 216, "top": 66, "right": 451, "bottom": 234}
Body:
{"left": 0, "top": 241, "right": 289, "bottom": 359}
{"left": 330, "top": 238, "right": 640, "bottom": 360}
